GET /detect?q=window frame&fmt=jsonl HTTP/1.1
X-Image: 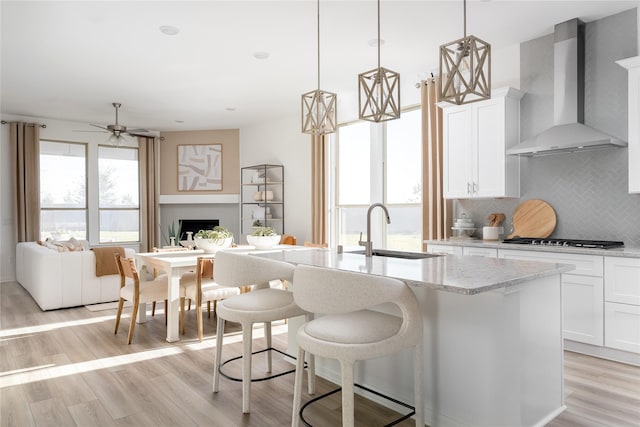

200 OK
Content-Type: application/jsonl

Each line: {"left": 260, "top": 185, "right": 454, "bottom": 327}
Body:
{"left": 97, "top": 144, "right": 141, "bottom": 244}
{"left": 328, "top": 106, "right": 422, "bottom": 250}
{"left": 39, "top": 139, "right": 88, "bottom": 241}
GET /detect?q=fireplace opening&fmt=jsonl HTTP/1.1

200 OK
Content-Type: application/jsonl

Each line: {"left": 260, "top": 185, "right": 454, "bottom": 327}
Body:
{"left": 179, "top": 219, "right": 220, "bottom": 240}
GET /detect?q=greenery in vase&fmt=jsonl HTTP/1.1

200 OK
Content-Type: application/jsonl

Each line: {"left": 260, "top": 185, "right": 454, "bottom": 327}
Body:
{"left": 162, "top": 221, "right": 181, "bottom": 246}
{"left": 251, "top": 226, "right": 277, "bottom": 237}
{"left": 195, "top": 226, "right": 234, "bottom": 243}
{"left": 252, "top": 219, "right": 263, "bottom": 227}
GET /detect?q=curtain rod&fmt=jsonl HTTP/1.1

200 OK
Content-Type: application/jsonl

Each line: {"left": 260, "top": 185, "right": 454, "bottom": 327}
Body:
{"left": 1, "top": 120, "right": 47, "bottom": 128}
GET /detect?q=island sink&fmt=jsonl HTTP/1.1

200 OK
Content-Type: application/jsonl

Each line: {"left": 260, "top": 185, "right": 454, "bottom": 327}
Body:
{"left": 349, "top": 249, "right": 441, "bottom": 259}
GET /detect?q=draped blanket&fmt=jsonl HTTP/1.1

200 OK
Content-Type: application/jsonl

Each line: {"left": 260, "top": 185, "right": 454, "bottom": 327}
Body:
{"left": 92, "top": 247, "right": 125, "bottom": 277}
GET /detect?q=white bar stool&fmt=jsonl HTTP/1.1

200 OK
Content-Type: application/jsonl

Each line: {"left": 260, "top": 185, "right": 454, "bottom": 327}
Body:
{"left": 212, "top": 251, "right": 315, "bottom": 414}
{"left": 291, "top": 264, "right": 424, "bottom": 427}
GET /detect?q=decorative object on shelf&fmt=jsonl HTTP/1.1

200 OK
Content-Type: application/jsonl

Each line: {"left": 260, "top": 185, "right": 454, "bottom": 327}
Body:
{"left": 262, "top": 190, "right": 274, "bottom": 201}
{"left": 194, "top": 226, "right": 234, "bottom": 253}
{"left": 439, "top": 0, "right": 491, "bottom": 105}
{"left": 358, "top": 0, "right": 400, "bottom": 123}
{"left": 251, "top": 170, "right": 265, "bottom": 184}
{"left": 247, "top": 226, "right": 281, "bottom": 249}
{"left": 177, "top": 144, "right": 222, "bottom": 191}
{"left": 302, "top": 0, "right": 337, "bottom": 135}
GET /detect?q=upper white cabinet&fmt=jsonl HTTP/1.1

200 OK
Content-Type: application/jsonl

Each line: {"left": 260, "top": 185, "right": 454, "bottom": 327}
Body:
{"left": 440, "top": 87, "right": 524, "bottom": 199}
{"left": 617, "top": 56, "right": 640, "bottom": 194}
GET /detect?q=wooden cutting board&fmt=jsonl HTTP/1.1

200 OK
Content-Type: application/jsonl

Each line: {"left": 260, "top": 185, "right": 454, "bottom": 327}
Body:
{"left": 506, "top": 199, "right": 557, "bottom": 239}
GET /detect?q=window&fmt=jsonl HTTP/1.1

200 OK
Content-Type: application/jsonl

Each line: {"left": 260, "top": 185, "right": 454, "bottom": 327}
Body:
{"left": 98, "top": 146, "right": 140, "bottom": 243}
{"left": 331, "top": 109, "right": 422, "bottom": 251}
{"left": 39, "top": 141, "right": 87, "bottom": 240}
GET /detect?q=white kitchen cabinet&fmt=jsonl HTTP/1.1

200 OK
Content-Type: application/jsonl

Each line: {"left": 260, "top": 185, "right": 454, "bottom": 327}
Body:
{"left": 604, "top": 257, "right": 640, "bottom": 354}
{"left": 605, "top": 302, "right": 640, "bottom": 354}
{"left": 440, "top": 87, "right": 523, "bottom": 199}
{"left": 604, "top": 257, "right": 640, "bottom": 306}
{"left": 616, "top": 56, "right": 640, "bottom": 194}
{"left": 462, "top": 246, "right": 497, "bottom": 258}
{"left": 498, "top": 249, "right": 604, "bottom": 346}
{"left": 425, "top": 244, "right": 462, "bottom": 256}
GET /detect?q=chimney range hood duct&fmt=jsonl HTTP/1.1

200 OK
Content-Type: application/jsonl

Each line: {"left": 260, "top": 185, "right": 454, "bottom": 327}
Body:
{"left": 507, "top": 18, "right": 626, "bottom": 157}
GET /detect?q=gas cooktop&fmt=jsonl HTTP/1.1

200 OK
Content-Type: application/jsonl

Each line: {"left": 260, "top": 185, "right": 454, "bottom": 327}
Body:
{"left": 502, "top": 237, "right": 625, "bottom": 249}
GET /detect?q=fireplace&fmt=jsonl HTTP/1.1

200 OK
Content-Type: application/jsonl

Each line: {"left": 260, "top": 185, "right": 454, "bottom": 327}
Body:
{"left": 179, "top": 219, "right": 220, "bottom": 240}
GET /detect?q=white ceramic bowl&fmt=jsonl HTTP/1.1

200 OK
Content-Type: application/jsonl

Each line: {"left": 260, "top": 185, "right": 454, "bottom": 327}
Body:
{"left": 194, "top": 236, "right": 233, "bottom": 253}
{"left": 246, "top": 234, "right": 281, "bottom": 249}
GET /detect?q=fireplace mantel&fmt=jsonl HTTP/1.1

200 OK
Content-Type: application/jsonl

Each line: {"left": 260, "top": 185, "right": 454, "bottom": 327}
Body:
{"left": 159, "top": 194, "right": 240, "bottom": 205}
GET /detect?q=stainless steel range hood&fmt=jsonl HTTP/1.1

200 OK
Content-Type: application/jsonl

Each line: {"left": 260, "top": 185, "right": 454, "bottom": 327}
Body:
{"left": 507, "top": 19, "right": 626, "bottom": 157}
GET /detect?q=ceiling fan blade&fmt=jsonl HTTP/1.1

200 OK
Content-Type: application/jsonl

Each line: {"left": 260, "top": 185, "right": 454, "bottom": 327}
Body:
{"left": 90, "top": 124, "right": 109, "bottom": 131}
{"left": 127, "top": 131, "right": 153, "bottom": 138}
{"left": 72, "top": 129, "right": 109, "bottom": 133}
{"left": 126, "top": 128, "right": 151, "bottom": 133}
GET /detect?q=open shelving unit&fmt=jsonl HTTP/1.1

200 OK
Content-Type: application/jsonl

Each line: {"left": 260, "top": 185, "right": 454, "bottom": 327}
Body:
{"left": 240, "top": 164, "right": 284, "bottom": 237}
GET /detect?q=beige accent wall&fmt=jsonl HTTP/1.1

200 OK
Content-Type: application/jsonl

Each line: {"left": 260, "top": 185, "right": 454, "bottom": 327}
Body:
{"left": 160, "top": 129, "right": 240, "bottom": 195}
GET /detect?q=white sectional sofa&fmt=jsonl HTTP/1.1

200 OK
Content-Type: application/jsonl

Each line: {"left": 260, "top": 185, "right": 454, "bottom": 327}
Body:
{"left": 15, "top": 241, "right": 134, "bottom": 311}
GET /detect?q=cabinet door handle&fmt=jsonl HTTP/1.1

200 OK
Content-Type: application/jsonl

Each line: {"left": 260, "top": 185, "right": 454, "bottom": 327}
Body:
{"left": 473, "top": 182, "right": 478, "bottom": 194}
{"left": 467, "top": 182, "right": 471, "bottom": 195}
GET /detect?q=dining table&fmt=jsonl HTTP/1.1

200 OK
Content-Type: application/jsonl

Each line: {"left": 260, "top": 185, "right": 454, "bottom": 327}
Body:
{"left": 134, "top": 244, "right": 308, "bottom": 342}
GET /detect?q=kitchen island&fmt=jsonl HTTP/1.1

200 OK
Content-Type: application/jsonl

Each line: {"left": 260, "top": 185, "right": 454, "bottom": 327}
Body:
{"left": 256, "top": 249, "right": 573, "bottom": 427}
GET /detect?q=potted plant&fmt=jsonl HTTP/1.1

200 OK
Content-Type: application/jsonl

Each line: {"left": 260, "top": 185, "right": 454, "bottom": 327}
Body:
{"left": 194, "top": 226, "right": 234, "bottom": 253}
{"left": 246, "top": 226, "right": 281, "bottom": 249}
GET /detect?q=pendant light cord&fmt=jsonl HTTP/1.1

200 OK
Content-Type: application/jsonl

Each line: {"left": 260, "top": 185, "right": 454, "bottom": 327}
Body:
{"left": 463, "top": 0, "right": 467, "bottom": 38}
{"left": 377, "top": 0, "right": 381, "bottom": 70}
{"left": 317, "top": 0, "right": 320, "bottom": 90}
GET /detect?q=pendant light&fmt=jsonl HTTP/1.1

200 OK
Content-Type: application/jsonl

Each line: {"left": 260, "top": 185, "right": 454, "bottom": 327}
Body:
{"left": 301, "top": 0, "right": 337, "bottom": 135}
{"left": 358, "top": 0, "right": 400, "bottom": 123}
{"left": 439, "top": 0, "right": 491, "bottom": 104}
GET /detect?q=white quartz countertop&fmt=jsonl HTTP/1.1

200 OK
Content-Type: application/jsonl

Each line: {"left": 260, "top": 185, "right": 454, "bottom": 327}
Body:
{"left": 425, "top": 239, "right": 640, "bottom": 258}
{"left": 254, "top": 248, "right": 573, "bottom": 295}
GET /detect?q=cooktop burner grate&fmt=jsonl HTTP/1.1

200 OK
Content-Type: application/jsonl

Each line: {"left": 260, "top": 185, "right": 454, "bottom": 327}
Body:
{"left": 501, "top": 237, "right": 624, "bottom": 249}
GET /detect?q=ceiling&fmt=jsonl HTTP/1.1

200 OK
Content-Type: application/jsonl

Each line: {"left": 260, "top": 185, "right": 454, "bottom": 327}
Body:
{"left": 1, "top": 1, "right": 637, "bottom": 133}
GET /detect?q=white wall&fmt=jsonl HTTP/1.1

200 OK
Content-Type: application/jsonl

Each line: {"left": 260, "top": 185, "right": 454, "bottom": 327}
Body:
{"left": 240, "top": 115, "right": 313, "bottom": 244}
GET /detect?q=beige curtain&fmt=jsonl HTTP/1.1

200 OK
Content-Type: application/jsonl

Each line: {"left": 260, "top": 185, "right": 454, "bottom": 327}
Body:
{"left": 138, "top": 136, "right": 160, "bottom": 252}
{"left": 310, "top": 134, "right": 327, "bottom": 245}
{"left": 10, "top": 122, "right": 41, "bottom": 242}
{"left": 421, "top": 78, "right": 452, "bottom": 246}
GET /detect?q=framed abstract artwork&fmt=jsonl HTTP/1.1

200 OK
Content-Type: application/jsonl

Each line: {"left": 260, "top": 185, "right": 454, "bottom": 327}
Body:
{"left": 177, "top": 144, "right": 222, "bottom": 191}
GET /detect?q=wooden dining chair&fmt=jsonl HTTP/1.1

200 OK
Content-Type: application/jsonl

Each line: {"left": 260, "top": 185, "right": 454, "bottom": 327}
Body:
{"left": 150, "top": 246, "right": 189, "bottom": 316}
{"left": 280, "top": 234, "right": 297, "bottom": 245}
{"left": 179, "top": 257, "right": 240, "bottom": 341}
{"left": 114, "top": 253, "right": 169, "bottom": 344}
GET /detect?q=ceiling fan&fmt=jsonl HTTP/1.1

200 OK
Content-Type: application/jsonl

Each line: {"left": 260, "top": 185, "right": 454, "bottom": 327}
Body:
{"left": 76, "top": 102, "right": 151, "bottom": 145}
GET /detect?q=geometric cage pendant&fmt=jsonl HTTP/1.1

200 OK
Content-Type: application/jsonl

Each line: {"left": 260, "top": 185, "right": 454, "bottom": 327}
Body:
{"left": 358, "top": 66, "right": 400, "bottom": 123}
{"left": 302, "top": 88, "right": 337, "bottom": 135}
{"left": 439, "top": 34, "right": 491, "bottom": 105}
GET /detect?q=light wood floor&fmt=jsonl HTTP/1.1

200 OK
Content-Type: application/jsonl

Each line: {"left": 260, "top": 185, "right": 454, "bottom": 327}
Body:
{"left": 1, "top": 281, "right": 639, "bottom": 427}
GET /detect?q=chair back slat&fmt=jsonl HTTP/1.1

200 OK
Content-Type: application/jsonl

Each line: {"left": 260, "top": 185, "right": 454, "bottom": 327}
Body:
{"left": 198, "top": 257, "right": 214, "bottom": 280}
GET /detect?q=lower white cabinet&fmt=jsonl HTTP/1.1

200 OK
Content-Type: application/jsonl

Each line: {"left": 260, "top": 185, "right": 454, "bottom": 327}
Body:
{"left": 605, "top": 303, "right": 640, "bottom": 353}
{"left": 604, "top": 257, "right": 640, "bottom": 353}
{"left": 498, "top": 249, "right": 604, "bottom": 346}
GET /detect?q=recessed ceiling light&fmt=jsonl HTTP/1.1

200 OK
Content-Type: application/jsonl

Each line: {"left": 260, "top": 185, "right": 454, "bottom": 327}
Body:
{"left": 159, "top": 25, "right": 180, "bottom": 36}
{"left": 253, "top": 51, "right": 270, "bottom": 60}
{"left": 225, "top": 107, "right": 236, "bottom": 112}
{"left": 368, "top": 38, "right": 385, "bottom": 47}
{"left": 175, "top": 120, "right": 184, "bottom": 123}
